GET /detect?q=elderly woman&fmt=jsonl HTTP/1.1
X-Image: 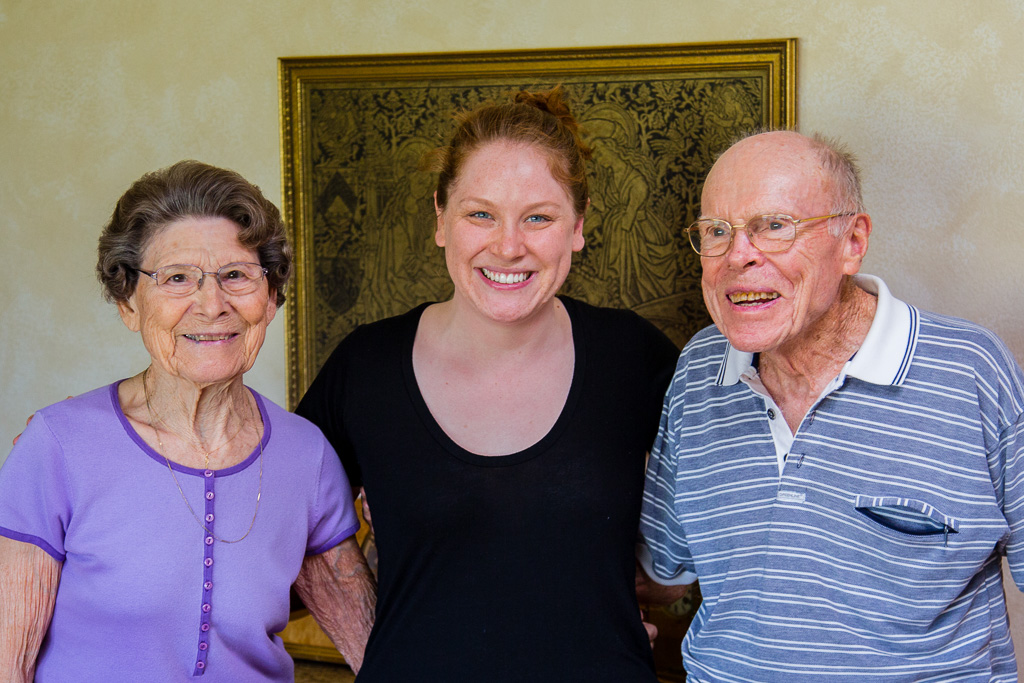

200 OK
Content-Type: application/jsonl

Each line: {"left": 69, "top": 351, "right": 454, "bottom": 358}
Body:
{"left": 0, "top": 161, "right": 375, "bottom": 682}
{"left": 296, "top": 88, "right": 680, "bottom": 681}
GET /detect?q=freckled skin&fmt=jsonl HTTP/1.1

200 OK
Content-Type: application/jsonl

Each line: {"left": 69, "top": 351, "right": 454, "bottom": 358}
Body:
{"left": 434, "top": 140, "right": 585, "bottom": 326}
{"left": 699, "top": 131, "right": 870, "bottom": 357}
{"left": 116, "top": 217, "right": 277, "bottom": 388}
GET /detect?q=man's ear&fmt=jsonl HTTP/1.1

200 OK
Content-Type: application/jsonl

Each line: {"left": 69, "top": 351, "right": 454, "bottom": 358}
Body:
{"left": 841, "top": 213, "right": 872, "bottom": 275}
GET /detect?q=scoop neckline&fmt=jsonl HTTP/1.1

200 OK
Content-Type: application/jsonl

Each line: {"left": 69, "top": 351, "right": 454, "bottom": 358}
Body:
{"left": 401, "top": 296, "right": 586, "bottom": 467}
{"left": 109, "top": 380, "right": 271, "bottom": 476}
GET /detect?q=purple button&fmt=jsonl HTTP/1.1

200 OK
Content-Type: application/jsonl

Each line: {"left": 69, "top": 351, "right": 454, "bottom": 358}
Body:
{"left": 205, "top": 491, "right": 214, "bottom": 500}
{"left": 196, "top": 661, "right": 205, "bottom": 670}
{"left": 202, "top": 603, "right": 211, "bottom": 613}
{"left": 205, "top": 513, "right": 214, "bottom": 523}
{"left": 201, "top": 623, "right": 210, "bottom": 632}
{"left": 204, "top": 581, "right": 212, "bottom": 591}
{"left": 205, "top": 536, "right": 214, "bottom": 546}
{"left": 204, "top": 558, "right": 213, "bottom": 567}
{"left": 204, "top": 470, "right": 214, "bottom": 478}
{"left": 199, "top": 642, "right": 208, "bottom": 651}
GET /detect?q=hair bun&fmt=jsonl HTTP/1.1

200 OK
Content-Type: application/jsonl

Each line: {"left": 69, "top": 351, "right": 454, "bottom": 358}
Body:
{"left": 512, "top": 86, "right": 580, "bottom": 137}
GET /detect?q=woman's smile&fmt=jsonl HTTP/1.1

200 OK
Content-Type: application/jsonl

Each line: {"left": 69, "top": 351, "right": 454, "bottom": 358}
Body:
{"left": 479, "top": 267, "right": 534, "bottom": 286}
{"left": 182, "top": 332, "right": 240, "bottom": 342}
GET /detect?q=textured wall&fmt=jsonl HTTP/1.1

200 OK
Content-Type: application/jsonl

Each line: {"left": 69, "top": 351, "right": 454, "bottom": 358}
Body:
{"left": 3, "top": 0, "right": 1023, "bottom": 445}
{"left": 3, "top": 0, "right": 1024, "bottom": 662}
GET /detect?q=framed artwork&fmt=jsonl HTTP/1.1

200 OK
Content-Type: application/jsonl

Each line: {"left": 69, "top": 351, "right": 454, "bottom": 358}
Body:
{"left": 278, "top": 40, "right": 796, "bottom": 678}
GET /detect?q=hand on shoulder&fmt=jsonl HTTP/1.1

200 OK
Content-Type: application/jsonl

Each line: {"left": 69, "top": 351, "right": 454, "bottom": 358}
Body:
{"left": 12, "top": 397, "right": 73, "bottom": 446}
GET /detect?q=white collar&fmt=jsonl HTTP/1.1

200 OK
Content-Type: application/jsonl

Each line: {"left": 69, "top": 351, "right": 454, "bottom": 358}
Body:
{"left": 716, "top": 274, "right": 920, "bottom": 387}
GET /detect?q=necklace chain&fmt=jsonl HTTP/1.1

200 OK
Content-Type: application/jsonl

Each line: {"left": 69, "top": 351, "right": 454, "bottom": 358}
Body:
{"left": 198, "top": 411, "right": 246, "bottom": 470}
{"left": 143, "top": 368, "right": 263, "bottom": 544}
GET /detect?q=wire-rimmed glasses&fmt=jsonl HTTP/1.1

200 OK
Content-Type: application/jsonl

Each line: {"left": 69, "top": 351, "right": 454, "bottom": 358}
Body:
{"left": 136, "top": 262, "right": 268, "bottom": 297}
{"left": 686, "top": 213, "right": 855, "bottom": 257}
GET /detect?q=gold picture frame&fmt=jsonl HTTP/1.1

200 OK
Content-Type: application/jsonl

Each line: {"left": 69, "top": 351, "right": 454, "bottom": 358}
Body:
{"left": 278, "top": 40, "right": 796, "bottom": 677}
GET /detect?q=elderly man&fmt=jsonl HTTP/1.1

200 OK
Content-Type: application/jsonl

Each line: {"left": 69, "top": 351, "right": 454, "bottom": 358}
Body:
{"left": 638, "top": 130, "right": 1024, "bottom": 681}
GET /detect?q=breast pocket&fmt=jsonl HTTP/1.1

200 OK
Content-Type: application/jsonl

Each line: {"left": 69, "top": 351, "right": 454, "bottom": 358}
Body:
{"left": 854, "top": 495, "right": 959, "bottom": 544}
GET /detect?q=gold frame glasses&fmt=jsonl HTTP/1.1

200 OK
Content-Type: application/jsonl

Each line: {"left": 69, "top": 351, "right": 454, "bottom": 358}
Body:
{"left": 686, "top": 213, "right": 855, "bottom": 257}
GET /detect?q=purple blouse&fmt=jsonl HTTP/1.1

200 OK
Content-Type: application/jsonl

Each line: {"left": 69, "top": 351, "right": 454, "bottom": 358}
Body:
{"left": 0, "top": 383, "right": 359, "bottom": 682}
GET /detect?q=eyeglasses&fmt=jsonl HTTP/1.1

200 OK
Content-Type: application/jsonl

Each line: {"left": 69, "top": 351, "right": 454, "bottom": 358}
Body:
{"left": 686, "top": 213, "right": 855, "bottom": 257}
{"left": 136, "top": 262, "right": 268, "bottom": 297}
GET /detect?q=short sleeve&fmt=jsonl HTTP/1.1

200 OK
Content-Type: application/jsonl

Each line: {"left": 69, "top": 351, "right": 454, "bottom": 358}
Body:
{"left": 639, "top": 315, "right": 681, "bottom": 388}
{"left": 1000, "top": 413, "right": 1024, "bottom": 589}
{"left": 305, "top": 435, "right": 360, "bottom": 556}
{"left": 641, "top": 317, "right": 682, "bottom": 442}
{"left": 0, "top": 412, "right": 74, "bottom": 561}
{"left": 637, "top": 372, "right": 697, "bottom": 586}
{"left": 297, "top": 332, "right": 362, "bottom": 487}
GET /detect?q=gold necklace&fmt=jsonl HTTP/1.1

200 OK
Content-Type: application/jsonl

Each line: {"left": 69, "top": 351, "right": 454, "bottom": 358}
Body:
{"left": 197, "top": 412, "right": 248, "bottom": 470}
{"left": 143, "top": 368, "right": 263, "bottom": 544}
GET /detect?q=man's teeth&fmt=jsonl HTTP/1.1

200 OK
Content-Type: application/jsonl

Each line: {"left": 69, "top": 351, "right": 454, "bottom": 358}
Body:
{"left": 482, "top": 268, "right": 529, "bottom": 285}
{"left": 729, "top": 291, "right": 780, "bottom": 304}
{"left": 185, "top": 334, "right": 234, "bottom": 341}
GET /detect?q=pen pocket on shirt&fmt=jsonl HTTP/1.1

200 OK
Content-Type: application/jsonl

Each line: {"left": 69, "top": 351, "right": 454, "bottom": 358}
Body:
{"left": 854, "top": 495, "right": 959, "bottom": 545}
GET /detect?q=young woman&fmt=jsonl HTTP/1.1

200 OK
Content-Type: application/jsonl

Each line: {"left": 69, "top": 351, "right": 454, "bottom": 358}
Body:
{"left": 297, "top": 89, "right": 678, "bottom": 681}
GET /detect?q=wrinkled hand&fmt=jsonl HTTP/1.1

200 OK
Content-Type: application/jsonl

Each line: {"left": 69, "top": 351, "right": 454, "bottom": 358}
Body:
{"left": 359, "top": 487, "right": 372, "bottom": 529}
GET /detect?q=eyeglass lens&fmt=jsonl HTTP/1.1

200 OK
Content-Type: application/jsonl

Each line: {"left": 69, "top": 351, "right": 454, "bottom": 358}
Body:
{"left": 690, "top": 215, "right": 797, "bottom": 256}
{"left": 150, "top": 263, "right": 265, "bottom": 295}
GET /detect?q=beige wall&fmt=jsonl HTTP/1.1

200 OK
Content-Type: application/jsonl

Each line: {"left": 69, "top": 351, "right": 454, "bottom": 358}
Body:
{"left": 3, "top": 0, "right": 1024, "bottom": 665}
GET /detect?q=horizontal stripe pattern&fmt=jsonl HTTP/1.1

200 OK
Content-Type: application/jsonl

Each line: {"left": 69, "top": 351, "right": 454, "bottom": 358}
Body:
{"left": 640, "top": 304, "right": 1024, "bottom": 682}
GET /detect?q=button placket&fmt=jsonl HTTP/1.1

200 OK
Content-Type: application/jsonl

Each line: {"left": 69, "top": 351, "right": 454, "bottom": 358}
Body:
{"left": 194, "top": 472, "right": 216, "bottom": 676}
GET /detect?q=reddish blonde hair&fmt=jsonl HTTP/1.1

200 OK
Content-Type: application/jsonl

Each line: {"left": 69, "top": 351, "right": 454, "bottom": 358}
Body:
{"left": 429, "top": 86, "right": 591, "bottom": 216}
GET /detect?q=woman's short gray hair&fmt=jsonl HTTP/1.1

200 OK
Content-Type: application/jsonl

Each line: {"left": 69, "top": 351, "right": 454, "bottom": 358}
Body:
{"left": 96, "top": 160, "right": 291, "bottom": 306}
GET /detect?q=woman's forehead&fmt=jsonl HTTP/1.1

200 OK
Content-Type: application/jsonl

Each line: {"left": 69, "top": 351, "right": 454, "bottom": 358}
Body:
{"left": 448, "top": 141, "right": 574, "bottom": 207}
{"left": 142, "top": 217, "right": 252, "bottom": 264}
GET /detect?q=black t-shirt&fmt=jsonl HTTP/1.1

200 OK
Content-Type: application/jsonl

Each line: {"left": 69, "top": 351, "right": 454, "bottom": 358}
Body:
{"left": 297, "top": 297, "right": 679, "bottom": 682}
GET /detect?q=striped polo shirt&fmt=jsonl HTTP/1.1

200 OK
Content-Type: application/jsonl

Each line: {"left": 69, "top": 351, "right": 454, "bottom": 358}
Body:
{"left": 639, "top": 275, "right": 1024, "bottom": 682}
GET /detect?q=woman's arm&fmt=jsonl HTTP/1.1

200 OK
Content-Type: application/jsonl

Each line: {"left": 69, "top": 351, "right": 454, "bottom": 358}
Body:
{"left": 295, "top": 536, "right": 376, "bottom": 674}
{"left": 0, "top": 537, "right": 61, "bottom": 683}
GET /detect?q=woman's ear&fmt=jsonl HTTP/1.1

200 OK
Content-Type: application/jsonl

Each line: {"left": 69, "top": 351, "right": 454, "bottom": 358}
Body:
{"left": 572, "top": 212, "right": 586, "bottom": 253}
{"left": 569, "top": 198, "right": 589, "bottom": 253}
{"left": 265, "top": 291, "right": 279, "bottom": 324}
{"left": 117, "top": 297, "right": 141, "bottom": 332}
{"left": 434, "top": 191, "right": 446, "bottom": 248}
